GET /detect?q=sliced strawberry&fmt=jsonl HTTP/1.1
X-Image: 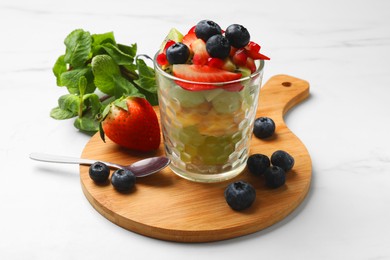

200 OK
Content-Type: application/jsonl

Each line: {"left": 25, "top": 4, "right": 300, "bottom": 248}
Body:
{"left": 232, "top": 48, "right": 248, "bottom": 66}
{"left": 190, "top": 39, "right": 210, "bottom": 65}
{"left": 246, "top": 57, "right": 256, "bottom": 73}
{"left": 173, "top": 64, "right": 242, "bottom": 91}
{"left": 187, "top": 25, "right": 196, "bottom": 34}
{"left": 244, "top": 41, "right": 261, "bottom": 53}
{"left": 245, "top": 49, "right": 270, "bottom": 60}
{"left": 207, "top": 57, "right": 224, "bottom": 69}
{"left": 182, "top": 30, "right": 197, "bottom": 47}
{"left": 163, "top": 40, "right": 176, "bottom": 53}
{"left": 156, "top": 53, "right": 169, "bottom": 66}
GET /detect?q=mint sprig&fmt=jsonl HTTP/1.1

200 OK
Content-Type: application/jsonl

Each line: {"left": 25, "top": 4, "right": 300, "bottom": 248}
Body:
{"left": 51, "top": 29, "right": 158, "bottom": 133}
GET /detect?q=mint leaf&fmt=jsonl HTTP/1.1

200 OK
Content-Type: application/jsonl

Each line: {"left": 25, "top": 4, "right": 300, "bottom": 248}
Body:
{"left": 50, "top": 107, "right": 76, "bottom": 119}
{"left": 60, "top": 67, "right": 95, "bottom": 94}
{"left": 134, "top": 58, "right": 157, "bottom": 94}
{"left": 74, "top": 116, "right": 99, "bottom": 132}
{"left": 83, "top": 93, "right": 101, "bottom": 116}
{"left": 112, "top": 75, "right": 142, "bottom": 98}
{"left": 118, "top": 43, "right": 137, "bottom": 59}
{"left": 58, "top": 94, "right": 80, "bottom": 114}
{"left": 78, "top": 76, "right": 87, "bottom": 96}
{"left": 91, "top": 32, "right": 116, "bottom": 56}
{"left": 53, "top": 55, "right": 67, "bottom": 86}
{"left": 64, "top": 29, "right": 92, "bottom": 68}
{"left": 91, "top": 54, "right": 120, "bottom": 96}
{"left": 102, "top": 43, "right": 134, "bottom": 65}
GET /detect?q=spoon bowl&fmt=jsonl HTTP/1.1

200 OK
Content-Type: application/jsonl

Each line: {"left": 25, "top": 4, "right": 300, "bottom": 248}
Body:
{"left": 29, "top": 153, "right": 170, "bottom": 177}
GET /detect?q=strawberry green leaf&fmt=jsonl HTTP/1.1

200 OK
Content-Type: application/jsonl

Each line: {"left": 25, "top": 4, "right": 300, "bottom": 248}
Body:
{"left": 53, "top": 55, "right": 67, "bottom": 86}
{"left": 64, "top": 29, "right": 92, "bottom": 68}
{"left": 91, "top": 54, "right": 120, "bottom": 96}
{"left": 113, "top": 98, "right": 129, "bottom": 111}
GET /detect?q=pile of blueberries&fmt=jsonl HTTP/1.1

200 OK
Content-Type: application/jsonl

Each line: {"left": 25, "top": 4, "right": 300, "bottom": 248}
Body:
{"left": 167, "top": 20, "right": 251, "bottom": 64}
{"left": 224, "top": 117, "right": 295, "bottom": 211}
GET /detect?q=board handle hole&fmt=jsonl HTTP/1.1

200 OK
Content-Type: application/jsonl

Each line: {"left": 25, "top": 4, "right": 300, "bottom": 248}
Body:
{"left": 282, "top": 82, "right": 292, "bottom": 87}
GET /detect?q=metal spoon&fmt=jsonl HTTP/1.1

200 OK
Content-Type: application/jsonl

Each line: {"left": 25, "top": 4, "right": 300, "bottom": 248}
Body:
{"left": 29, "top": 152, "right": 170, "bottom": 177}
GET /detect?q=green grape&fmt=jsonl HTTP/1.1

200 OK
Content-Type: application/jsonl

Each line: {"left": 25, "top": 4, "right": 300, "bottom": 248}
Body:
{"left": 171, "top": 85, "right": 206, "bottom": 108}
{"left": 211, "top": 91, "right": 242, "bottom": 114}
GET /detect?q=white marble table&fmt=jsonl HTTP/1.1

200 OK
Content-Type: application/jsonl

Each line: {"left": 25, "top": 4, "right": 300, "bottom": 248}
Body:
{"left": 1, "top": 0, "right": 389, "bottom": 259}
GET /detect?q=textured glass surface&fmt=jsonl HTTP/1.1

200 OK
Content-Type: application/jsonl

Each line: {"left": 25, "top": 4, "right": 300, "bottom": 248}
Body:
{"left": 154, "top": 60, "right": 264, "bottom": 182}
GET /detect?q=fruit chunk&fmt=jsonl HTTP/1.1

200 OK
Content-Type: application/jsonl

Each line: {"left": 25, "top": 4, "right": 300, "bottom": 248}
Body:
{"left": 111, "top": 169, "right": 136, "bottom": 192}
{"left": 264, "top": 166, "right": 286, "bottom": 188}
{"left": 166, "top": 42, "right": 190, "bottom": 64}
{"left": 206, "top": 34, "right": 231, "bottom": 59}
{"left": 172, "top": 64, "right": 242, "bottom": 91}
{"left": 191, "top": 39, "right": 210, "bottom": 65}
{"left": 247, "top": 154, "right": 270, "bottom": 176}
{"left": 211, "top": 91, "right": 241, "bottom": 114}
{"left": 253, "top": 117, "right": 275, "bottom": 139}
{"left": 225, "top": 24, "right": 251, "bottom": 48}
{"left": 159, "top": 28, "right": 183, "bottom": 52}
{"left": 170, "top": 85, "right": 205, "bottom": 108}
{"left": 271, "top": 150, "right": 295, "bottom": 172}
{"left": 195, "top": 20, "right": 222, "bottom": 41}
{"left": 224, "top": 181, "right": 256, "bottom": 211}
{"left": 89, "top": 162, "right": 110, "bottom": 183}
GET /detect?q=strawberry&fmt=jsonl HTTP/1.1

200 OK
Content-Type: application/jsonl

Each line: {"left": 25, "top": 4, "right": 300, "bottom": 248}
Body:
{"left": 244, "top": 41, "right": 270, "bottom": 60}
{"left": 245, "top": 57, "right": 256, "bottom": 73}
{"left": 190, "top": 39, "right": 210, "bottom": 65}
{"left": 232, "top": 48, "right": 248, "bottom": 66}
{"left": 100, "top": 97, "right": 161, "bottom": 152}
{"left": 157, "top": 40, "right": 176, "bottom": 66}
{"left": 182, "top": 26, "right": 197, "bottom": 47}
{"left": 172, "top": 64, "right": 242, "bottom": 91}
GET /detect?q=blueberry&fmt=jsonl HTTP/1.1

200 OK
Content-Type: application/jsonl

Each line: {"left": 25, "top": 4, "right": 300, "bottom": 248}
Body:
{"left": 253, "top": 117, "right": 275, "bottom": 139}
{"left": 264, "top": 166, "right": 286, "bottom": 188}
{"left": 247, "top": 154, "right": 270, "bottom": 176}
{"left": 195, "top": 20, "right": 222, "bottom": 41}
{"left": 166, "top": 42, "right": 190, "bottom": 64}
{"left": 271, "top": 150, "right": 295, "bottom": 172}
{"left": 89, "top": 162, "right": 110, "bottom": 183}
{"left": 224, "top": 180, "right": 256, "bottom": 211}
{"left": 225, "top": 24, "right": 251, "bottom": 49}
{"left": 206, "top": 34, "right": 231, "bottom": 59}
{"left": 111, "top": 169, "right": 136, "bottom": 192}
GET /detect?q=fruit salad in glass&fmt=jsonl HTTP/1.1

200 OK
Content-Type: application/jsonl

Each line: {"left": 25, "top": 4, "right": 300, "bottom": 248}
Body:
{"left": 154, "top": 20, "right": 269, "bottom": 183}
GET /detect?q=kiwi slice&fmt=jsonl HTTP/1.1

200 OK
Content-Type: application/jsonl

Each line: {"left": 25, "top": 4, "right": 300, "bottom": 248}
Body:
{"left": 159, "top": 28, "right": 184, "bottom": 53}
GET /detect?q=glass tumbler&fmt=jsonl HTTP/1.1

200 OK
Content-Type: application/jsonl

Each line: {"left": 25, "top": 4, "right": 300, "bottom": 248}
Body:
{"left": 154, "top": 57, "right": 264, "bottom": 183}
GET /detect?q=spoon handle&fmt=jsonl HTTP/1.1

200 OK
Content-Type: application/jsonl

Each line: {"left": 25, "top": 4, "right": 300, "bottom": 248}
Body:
{"left": 29, "top": 153, "right": 97, "bottom": 166}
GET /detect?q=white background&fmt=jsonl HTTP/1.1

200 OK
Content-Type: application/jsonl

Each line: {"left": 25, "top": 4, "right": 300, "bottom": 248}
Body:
{"left": 1, "top": 0, "right": 389, "bottom": 259}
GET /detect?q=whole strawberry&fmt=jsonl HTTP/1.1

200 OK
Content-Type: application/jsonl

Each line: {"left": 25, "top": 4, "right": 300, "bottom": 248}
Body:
{"left": 100, "top": 96, "right": 161, "bottom": 152}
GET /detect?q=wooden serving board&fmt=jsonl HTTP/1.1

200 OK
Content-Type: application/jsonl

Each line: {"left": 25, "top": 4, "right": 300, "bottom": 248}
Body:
{"left": 80, "top": 74, "right": 311, "bottom": 242}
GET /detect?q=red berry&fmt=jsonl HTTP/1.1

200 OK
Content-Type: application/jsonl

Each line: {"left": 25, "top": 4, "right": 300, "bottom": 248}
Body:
{"left": 232, "top": 48, "right": 248, "bottom": 66}
{"left": 156, "top": 53, "right": 168, "bottom": 66}
{"left": 207, "top": 57, "right": 225, "bottom": 69}
{"left": 172, "top": 64, "right": 242, "bottom": 91}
